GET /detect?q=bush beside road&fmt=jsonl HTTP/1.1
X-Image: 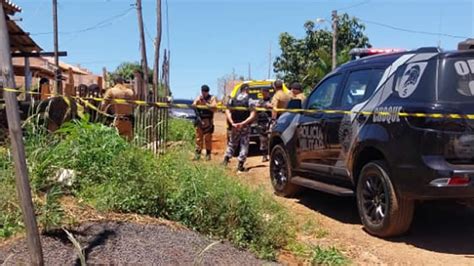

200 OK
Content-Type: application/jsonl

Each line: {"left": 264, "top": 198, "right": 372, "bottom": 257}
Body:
{"left": 0, "top": 118, "right": 300, "bottom": 262}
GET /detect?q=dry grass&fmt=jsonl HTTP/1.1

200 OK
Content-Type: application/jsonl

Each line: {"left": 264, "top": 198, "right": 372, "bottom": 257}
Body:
{"left": 59, "top": 197, "right": 187, "bottom": 232}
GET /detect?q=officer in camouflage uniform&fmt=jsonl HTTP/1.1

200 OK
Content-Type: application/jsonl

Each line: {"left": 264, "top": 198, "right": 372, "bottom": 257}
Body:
{"left": 222, "top": 84, "right": 257, "bottom": 172}
{"left": 193, "top": 85, "right": 217, "bottom": 161}
{"left": 256, "top": 87, "right": 273, "bottom": 162}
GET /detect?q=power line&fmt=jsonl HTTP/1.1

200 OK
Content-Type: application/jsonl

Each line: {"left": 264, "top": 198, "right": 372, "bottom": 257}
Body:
{"left": 31, "top": 7, "right": 135, "bottom": 36}
{"left": 144, "top": 23, "right": 154, "bottom": 43}
{"left": 337, "top": 0, "right": 371, "bottom": 11}
{"left": 359, "top": 18, "right": 469, "bottom": 39}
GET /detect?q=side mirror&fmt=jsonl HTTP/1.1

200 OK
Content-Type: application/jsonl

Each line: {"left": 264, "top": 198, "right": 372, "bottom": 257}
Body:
{"left": 287, "top": 99, "right": 302, "bottom": 110}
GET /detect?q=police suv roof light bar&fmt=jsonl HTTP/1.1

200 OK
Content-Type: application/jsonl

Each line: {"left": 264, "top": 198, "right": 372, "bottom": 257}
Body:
{"left": 349, "top": 48, "right": 406, "bottom": 60}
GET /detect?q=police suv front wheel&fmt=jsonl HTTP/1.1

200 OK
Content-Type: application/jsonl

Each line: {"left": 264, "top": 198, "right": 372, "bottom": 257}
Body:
{"left": 356, "top": 161, "right": 415, "bottom": 237}
{"left": 270, "top": 145, "right": 300, "bottom": 197}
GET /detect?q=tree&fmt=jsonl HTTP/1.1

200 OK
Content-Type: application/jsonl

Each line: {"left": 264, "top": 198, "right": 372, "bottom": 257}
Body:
{"left": 274, "top": 13, "right": 370, "bottom": 91}
{"left": 111, "top": 62, "right": 153, "bottom": 83}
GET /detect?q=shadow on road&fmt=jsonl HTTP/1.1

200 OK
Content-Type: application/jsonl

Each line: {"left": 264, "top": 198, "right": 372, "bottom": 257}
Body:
{"left": 294, "top": 189, "right": 474, "bottom": 255}
{"left": 393, "top": 201, "right": 474, "bottom": 255}
{"left": 297, "top": 190, "right": 360, "bottom": 224}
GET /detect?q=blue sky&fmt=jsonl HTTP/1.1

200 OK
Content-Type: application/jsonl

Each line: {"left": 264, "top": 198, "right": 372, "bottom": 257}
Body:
{"left": 13, "top": 0, "right": 474, "bottom": 99}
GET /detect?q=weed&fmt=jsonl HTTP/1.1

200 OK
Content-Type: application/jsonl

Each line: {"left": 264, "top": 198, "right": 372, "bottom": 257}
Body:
{"left": 311, "top": 246, "right": 349, "bottom": 266}
{"left": 64, "top": 229, "right": 86, "bottom": 266}
{"left": 167, "top": 118, "right": 195, "bottom": 143}
{"left": 0, "top": 147, "right": 23, "bottom": 238}
{"left": 38, "top": 186, "right": 64, "bottom": 231}
{"left": 287, "top": 241, "right": 312, "bottom": 258}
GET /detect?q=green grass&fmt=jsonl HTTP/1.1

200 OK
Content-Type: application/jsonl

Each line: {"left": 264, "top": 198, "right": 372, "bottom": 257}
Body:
{"left": 312, "top": 246, "right": 349, "bottom": 266}
{"left": 167, "top": 118, "right": 195, "bottom": 143}
{"left": 0, "top": 117, "right": 293, "bottom": 260}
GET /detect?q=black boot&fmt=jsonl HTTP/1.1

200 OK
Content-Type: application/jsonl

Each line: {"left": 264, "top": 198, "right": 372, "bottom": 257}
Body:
{"left": 205, "top": 150, "right": 212, "bottom": 161}
{"left": 193, "top": 150, "right": 201, "bottom": 161}
{"left": 237, "top": 161, "right": 245, "bottom": 173}
{"left": 221, "top": 156, "right": 230, "bottom": 166}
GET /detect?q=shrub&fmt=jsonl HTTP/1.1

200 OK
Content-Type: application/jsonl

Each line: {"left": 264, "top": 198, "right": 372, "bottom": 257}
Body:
{"left": 167, "top": 118, "right": 195, "bottom": 143}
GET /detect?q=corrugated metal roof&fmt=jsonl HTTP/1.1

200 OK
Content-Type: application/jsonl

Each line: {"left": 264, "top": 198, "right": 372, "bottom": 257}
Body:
{"left": 2, "top": 0, "right": 21, "bottom": 15}
{"left": 2, "top": 0, "right": 42, "bottom": 53}
{"left": 8, "top": 19, "right": 42, "bottom": 53}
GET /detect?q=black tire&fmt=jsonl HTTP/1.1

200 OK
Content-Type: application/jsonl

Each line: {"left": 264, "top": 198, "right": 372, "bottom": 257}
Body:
{"left": 270, "top": 145, "right": 300, "bottom": 197}
{"left": 356, "top": 160, "right": 415, "bottom": 237}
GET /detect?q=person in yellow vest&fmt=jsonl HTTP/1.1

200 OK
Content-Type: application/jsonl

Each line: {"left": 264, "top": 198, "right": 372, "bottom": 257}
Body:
{"left": 289, "top": 82, "right": 306, "bottom": 102}
{"left": 39, "top": 78, "right": 51, "bottom": 100}
{"left": 102, "top": 76, "right": 135, "bottom": 140}
{"left": 270, "top": 80, "right": 290, "bottom": 120}
{"left": 192, "top": 85, "right": 217, "bottom": 161}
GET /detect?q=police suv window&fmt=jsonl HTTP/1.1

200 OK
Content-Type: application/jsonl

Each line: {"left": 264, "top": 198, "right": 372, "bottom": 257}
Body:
{"left": 307, "top": 75, "right": 342, "bottom": 109}
{"left": 341, "top": 70, "right": 370, "bottom": 107}
{"left": 341, "top": 69, "right": 384, "bottom": 107}
{"left": 439, "top": 57, "right": 474, "bottom": 102}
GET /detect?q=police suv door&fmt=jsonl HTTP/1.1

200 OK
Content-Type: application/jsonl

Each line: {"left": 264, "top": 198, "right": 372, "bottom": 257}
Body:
{"left": 296, "top": 74, "right": 344, "bottom": 173}
{"left": 324, "top": 68, "right": 385, "bottom": 176}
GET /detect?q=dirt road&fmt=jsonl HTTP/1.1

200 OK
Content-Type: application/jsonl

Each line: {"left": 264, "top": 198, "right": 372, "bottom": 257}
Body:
{"left": 212, "top": 113, "right": 474, "bottom": 265}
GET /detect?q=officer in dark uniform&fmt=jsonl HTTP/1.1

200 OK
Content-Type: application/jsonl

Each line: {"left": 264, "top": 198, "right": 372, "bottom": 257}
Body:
{"left": 256, "top": 87, "right": 273, "bottom": 162}
{"left": 222, "top": 84, "right": 257, "bottom": 172}
{"left": 192, "top": 85, "right": 217, "bottom": 160}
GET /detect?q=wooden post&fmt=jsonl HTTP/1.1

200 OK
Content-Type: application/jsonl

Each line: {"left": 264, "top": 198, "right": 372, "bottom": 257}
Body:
{"left": 136, "top": 0, "right": 149, "bottom": 101}
{"left": 331, "top": 10, "right": 338, "bottom": 70}
{"left": 24, "top": 56, "right": 32, "bottom": 102}
{"left": 0, "top": 5, "right": 44, "bottom": 266}
{"left": 52, "top": 0, "right": 62, "bottom": 94}
{"left": 153, "top": 0, "right": 162, "bottom": 97}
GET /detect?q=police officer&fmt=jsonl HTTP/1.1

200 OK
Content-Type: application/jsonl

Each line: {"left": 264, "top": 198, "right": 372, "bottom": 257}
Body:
{"left": 102, "top": 76, "right": 135, "bottom": 140}
{"left": 270, "top": 80, "right": 290, "bottom": 120}
{"left": 256, "top": 87, "right": 273, "bottom": 162}
{"left": 289, "top": 82, "right": 306, "bottom": 102}
{"left": 192, "top": 85, "right": 217, "bottom": 161}
{"left": 222, "top": 84, "right": 257, "bottom": 172}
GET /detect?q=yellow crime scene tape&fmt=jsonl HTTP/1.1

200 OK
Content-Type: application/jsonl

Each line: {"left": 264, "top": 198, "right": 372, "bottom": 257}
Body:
{"left": 1, "top": 87, "right": 473, "bottom": 120}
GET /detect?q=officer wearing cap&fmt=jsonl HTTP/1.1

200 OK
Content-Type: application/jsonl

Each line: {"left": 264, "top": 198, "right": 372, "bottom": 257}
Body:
{"left": 290, "top": 82, "right": 306, "bottom": 102}
{"left": 192, "top": 84, "right": 217, "bottom": 160}
{"left": 256, "top": 87, "right": 273, "bottom": 162}
{"left": 222, "top": 83, "right": 257, "bottom": 172}
{"left": 270, "top": 80, "right": 290, "bottom": 120}
{"left": 102, "top": 76, "right": 135, "bottom": 140}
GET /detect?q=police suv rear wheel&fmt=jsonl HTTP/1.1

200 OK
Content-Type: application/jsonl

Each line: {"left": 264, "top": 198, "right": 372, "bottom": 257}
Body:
{"left": 356, "top": 161, "right": 415, "bottom": 237}
{"left": 270, "top": 145, "right": 300, "bottom": 197}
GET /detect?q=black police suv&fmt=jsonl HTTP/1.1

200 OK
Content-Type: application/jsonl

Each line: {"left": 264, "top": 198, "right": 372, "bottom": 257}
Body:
{"left": 269, "top": 46, "right": 474, "bottom": 237}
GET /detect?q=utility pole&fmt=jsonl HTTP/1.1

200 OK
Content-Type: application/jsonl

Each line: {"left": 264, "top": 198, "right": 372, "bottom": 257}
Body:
{"left": 331, "top": 10, "right": 338, "bottom": 70}
{"left": 0, "top": 5, "right": 44, "bottom": 266}
{"left": 153, "top": 0, "right": 162, "bottom": 97}
{"left": 102, "top": 67, "right": 107, "bottom": 89}
{"left": 136, "top": 0, "right": 149, "bottom": 100}
{"left": 52, "top": 0, "right": 61, "bottom": 94}
{"left": 268, "top": 43, "right": 272, "bottom": 79}
{"left": 248, "top": 63, "right": 251, "bottom": 80}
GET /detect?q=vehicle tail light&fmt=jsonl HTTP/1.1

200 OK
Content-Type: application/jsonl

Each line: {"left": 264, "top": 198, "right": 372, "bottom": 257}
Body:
{"left": 430, "top": 175, "right": 471, "bottom": 187}
{"left": 448, "top": 176, "right": 471, "bottom": 185}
